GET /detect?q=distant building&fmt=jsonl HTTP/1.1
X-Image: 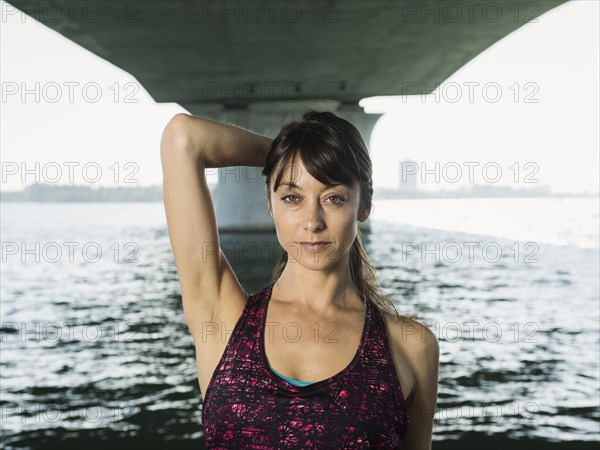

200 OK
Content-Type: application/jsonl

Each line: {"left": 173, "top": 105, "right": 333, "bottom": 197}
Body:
{"left": 398, "top": 159, "right": 418, "bottom": 194}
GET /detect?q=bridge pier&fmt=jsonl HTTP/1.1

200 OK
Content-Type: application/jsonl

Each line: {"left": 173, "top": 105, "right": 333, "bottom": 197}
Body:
{"left": 181, "top": 102, "right": 382, "bottom": 233}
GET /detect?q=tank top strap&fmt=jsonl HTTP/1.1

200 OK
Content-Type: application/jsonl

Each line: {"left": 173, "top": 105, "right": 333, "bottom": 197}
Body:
{"left": 202, "top": 284, "right": 270, "bottom": 409}
{"left": 360, "top": 299, "right": 410, "bottom": 408}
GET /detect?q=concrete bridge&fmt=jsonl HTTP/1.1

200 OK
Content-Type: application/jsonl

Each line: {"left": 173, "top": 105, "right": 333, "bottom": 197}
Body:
{"left": 6, "top": 0, "right": 567, "bottom": 231}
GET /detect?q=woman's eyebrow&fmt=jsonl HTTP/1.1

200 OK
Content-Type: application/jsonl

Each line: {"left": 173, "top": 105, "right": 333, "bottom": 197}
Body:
{"left": 280, "top": 181, "right": 347, "bottom": 190}
{"left": 280, "top": 181, "right": 301, "bottom": 189}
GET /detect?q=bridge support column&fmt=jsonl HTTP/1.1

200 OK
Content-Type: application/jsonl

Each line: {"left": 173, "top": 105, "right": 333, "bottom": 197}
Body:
{"left": 181, "top": 103, "right": 382, "bottom": 233}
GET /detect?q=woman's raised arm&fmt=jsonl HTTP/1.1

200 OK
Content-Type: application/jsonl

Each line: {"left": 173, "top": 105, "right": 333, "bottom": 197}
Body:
{"left": 171, "top": 113, "right": 272, "bottom": 168}
{"left": 160, "top": 113, "right": 272, "bottom": 340}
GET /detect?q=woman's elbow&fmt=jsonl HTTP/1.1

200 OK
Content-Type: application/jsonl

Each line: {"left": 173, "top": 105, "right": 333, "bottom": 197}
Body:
{"left": 161, "top": 114, "right": 194, "bottom": 151}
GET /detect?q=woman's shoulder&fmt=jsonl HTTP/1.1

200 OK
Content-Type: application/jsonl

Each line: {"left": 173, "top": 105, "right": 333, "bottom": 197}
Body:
{"left": 379, "top": 310, "right": 439, "bottom": 406}
{"left": 382, "top": 311, "right": 439, "bottom": 364}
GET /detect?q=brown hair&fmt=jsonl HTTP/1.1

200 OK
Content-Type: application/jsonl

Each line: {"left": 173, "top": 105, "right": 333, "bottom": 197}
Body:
{"left": 261, "top": 109, "right": 401, "bottom": 321}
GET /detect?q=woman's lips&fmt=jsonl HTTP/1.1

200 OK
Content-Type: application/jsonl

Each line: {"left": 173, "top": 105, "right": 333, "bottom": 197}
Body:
{"left": 299, "top": 242, "right": 331, "bottom": 252}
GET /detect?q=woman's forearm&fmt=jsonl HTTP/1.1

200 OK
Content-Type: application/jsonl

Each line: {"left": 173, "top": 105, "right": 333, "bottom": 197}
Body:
{"left": 174, "top": 113, "right": 273, "bottom": 168}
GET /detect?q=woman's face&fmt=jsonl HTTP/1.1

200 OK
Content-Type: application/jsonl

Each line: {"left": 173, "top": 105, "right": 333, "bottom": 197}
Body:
{"left": 268, "top": 157, "right": 370, "bottom": 267}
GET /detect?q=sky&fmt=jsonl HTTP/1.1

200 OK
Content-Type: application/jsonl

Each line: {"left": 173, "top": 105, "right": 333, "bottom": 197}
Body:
{"left": 1, "top": 0, "right": 598, "bottom": 194}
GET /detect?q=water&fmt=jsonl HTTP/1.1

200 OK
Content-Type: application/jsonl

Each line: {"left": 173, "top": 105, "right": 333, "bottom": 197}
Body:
{"left": 371, "top": 197, "right": 600, "bottom": 250}
{"left": 1, "top": 198, "right": 598, "bottom": 449}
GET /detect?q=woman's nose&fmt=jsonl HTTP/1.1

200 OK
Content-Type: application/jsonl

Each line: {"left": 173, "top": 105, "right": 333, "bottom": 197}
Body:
{"left": 305, "top": 202, "right": 324, "bottom": 231}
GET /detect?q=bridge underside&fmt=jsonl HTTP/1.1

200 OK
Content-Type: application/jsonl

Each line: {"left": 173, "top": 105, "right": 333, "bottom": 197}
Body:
{"left": 7, "top": 0, "right": 568, "bottom": 230}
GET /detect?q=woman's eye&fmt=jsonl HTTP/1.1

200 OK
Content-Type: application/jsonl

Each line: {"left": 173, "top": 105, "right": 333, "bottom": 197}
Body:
{"left": 281, "top": 195, "right": 297, "bottom": 202}
{"left": 281, "top": 194, "right": 345, "bottom": 204}
{"left": 328, "top": 195, "right": 345, "bottom": 204}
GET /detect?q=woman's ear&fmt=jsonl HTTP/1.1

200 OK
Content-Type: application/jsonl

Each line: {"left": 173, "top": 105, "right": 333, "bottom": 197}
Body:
{"left": 358, "top": 205, "right": 371, "bottom": 222}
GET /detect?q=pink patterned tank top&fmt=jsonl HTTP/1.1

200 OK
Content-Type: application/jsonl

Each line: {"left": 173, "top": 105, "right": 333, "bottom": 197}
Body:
{"left": 201, "top": 282, "right": 410, "bottom": 449}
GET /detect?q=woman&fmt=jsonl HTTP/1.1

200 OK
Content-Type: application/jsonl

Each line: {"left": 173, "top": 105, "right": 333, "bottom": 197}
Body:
{"left": 160, "top": 110, "right": 439, "bottom": 449}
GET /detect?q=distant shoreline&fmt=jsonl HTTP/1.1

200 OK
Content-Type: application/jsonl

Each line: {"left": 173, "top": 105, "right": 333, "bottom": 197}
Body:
{"left": 0, "top": 183, "right": 597, "bottom": 202}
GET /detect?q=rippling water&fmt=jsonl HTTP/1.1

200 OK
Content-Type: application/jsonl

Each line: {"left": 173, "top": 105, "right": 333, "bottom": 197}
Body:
{"left": 1, "top": 199, "right": 598, "bottom": 449}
